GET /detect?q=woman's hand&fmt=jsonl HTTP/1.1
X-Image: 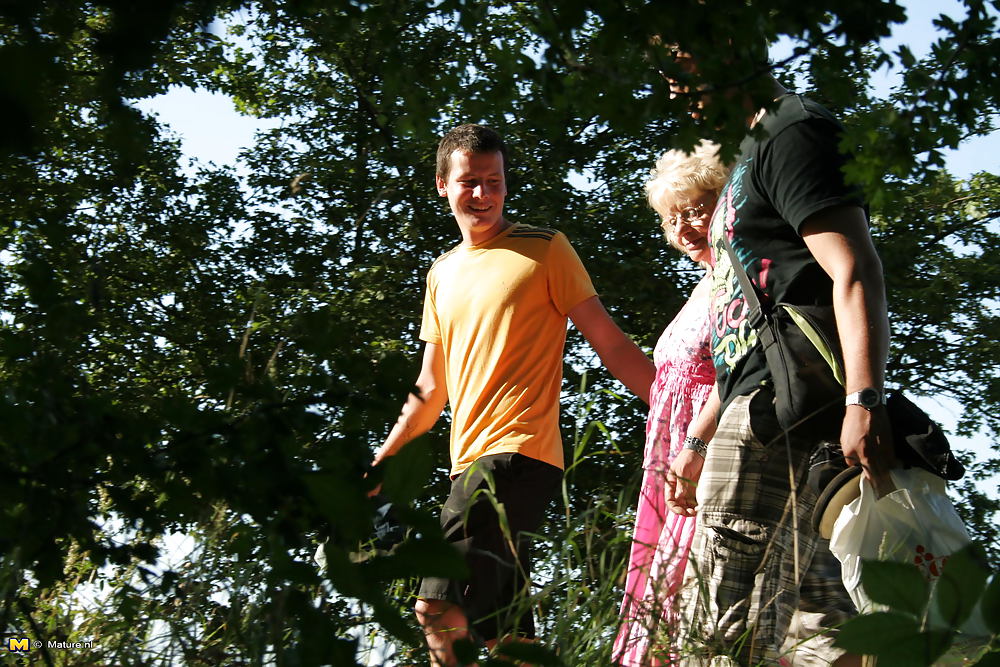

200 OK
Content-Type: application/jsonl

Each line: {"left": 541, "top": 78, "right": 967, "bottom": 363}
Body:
{"left": 666, "top": 448, "right": 705, "bottom": 516}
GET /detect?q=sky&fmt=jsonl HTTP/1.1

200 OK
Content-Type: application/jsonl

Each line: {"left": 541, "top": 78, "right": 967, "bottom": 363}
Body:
{"left": 134, "top": 2, "right": 998, "bottom": 486}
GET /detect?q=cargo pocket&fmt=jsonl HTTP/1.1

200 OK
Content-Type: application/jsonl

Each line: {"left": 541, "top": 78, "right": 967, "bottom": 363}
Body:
{"left": 707, "top": 517, "right": 781, "bottom": 652}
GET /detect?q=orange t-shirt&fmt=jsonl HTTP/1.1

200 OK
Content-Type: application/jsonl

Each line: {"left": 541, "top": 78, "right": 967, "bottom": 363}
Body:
{"left": 420, "top": 224, "right": 597, "bottom": 476}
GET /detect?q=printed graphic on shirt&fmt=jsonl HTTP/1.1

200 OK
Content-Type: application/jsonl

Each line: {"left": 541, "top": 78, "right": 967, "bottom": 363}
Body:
{"left": 708, "top": 157, "right": 760, "bottom": 378}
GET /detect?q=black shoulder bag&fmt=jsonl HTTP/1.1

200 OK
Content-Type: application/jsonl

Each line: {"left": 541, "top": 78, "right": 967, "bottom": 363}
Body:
{"left": 721, "top": 233, "right": 845, "bottom": 440}
{"left": 720, "top": 233, "right": 965, "bottom": 481}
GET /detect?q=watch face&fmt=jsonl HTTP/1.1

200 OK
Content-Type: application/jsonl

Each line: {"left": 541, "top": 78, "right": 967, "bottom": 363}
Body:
{"left": 859, "top": 388, "right": 881, "bottom": 408}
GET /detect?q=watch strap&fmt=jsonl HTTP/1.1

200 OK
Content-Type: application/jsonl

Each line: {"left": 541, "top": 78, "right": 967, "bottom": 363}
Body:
{"left": 845, "top": 388, "right": 886, "bottom": 408}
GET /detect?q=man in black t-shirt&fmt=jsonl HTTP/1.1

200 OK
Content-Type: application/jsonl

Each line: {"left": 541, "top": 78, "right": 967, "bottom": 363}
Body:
{"left": 664, "top": 59, "right": 894, "bottom": 666}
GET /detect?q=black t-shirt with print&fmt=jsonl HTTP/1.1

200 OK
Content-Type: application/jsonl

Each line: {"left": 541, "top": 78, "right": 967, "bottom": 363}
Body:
{"left": 707, "top": 93, "right": 866, "bottom": 411}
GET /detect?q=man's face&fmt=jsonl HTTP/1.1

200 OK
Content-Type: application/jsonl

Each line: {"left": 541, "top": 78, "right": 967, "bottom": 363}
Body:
{"left": 664, "top": 50, "right": 707, "bottom": 119}
{"left": 436, "top": 149, "right": 507, "bottom": 245}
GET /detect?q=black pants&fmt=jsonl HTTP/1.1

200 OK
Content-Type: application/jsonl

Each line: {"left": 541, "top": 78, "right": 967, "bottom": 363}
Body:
{"left": 417, "top": 452, "right": 562, "bottom": 641}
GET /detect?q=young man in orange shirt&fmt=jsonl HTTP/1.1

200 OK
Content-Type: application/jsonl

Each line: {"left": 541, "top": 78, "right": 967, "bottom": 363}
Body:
{"left": 371, "top": 124, "right": 655, "bottom": 666}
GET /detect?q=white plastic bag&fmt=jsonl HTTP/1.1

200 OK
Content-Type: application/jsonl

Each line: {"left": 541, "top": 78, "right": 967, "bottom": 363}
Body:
{"left": 829, "top": 467, "right": 990, "bottom": 637}
{"left": 830, "top": 468, "right": 969, "bottom": 612}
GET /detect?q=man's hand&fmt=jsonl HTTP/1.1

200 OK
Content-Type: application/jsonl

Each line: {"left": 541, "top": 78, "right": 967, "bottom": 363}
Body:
{"left": 840, "top": 405, "right": 897, "bottom": 497}
{"left": 666, "top": 449, "right": 704, "bottom": 516}
{"left": 367, "top": 342, "right": 448, "bottom": 498}
{"left": 364, "top": 460, "right": 384, "bottom": 498}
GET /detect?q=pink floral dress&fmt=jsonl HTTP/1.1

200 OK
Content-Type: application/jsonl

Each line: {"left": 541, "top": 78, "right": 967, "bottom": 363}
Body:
{"left": 613, "top": 275, "right": 715, "bottom": 666}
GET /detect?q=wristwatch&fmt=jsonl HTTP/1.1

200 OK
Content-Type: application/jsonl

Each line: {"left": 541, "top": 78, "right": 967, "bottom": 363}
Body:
{"left": 845, "top": 387, "right": 885, "bottom": 410}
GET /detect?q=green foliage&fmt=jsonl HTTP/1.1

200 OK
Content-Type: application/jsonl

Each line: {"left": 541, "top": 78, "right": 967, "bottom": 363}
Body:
{"left": 860, "top": 561, "right": 929, "bottom": 617}
{"left": 836, "top": 612, "right": 953, "bottom": 667}
{"left": 933, "top": 545, "right": 991, "bottom": 631}
{"left": 0, "top": 0, "right": 998, "bottom": 664}
{"left": 983, "top": 574, "right": 1000, "bottom": 635}
{"left": 835, "top": 544, "right": 999, "bottom": 666}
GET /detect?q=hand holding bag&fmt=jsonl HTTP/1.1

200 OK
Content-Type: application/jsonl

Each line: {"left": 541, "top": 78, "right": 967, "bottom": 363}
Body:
{"left": 811, "top": 390, "right": 966, "bottom": 537}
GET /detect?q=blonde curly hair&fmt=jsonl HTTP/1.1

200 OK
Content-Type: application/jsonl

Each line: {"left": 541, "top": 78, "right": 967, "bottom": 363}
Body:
{"left": 644, "top": 141, "right": 730, "bottom": 251}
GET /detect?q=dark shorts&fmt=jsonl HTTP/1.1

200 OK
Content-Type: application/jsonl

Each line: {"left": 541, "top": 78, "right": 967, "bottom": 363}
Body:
{"left": 418, "top": 452, "right": 562, "bottom": 642}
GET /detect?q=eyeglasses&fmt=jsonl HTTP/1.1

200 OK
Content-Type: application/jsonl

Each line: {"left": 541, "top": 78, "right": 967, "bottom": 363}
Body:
{"left": 666, "top": 203, "right": 707, "bottom": 228}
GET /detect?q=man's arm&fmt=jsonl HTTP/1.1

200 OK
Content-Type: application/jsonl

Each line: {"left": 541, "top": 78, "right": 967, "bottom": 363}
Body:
{"left": 568, "top": 295, "right": 655, "bottom": 405}
{"left": 801, "top": 205, "right": 897, "bottom": 490}
{"left": 371, "top": 342, "right": 449, "bottom": 467}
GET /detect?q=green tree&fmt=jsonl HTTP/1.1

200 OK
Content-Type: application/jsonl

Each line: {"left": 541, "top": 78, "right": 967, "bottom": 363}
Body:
{"left": 1, "top": 1, "right": 997, "bottom": 664}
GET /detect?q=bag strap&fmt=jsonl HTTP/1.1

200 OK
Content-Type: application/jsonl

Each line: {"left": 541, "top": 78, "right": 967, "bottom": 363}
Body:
{"left": 721, "top": 232, "right": 768, "bottom": 327}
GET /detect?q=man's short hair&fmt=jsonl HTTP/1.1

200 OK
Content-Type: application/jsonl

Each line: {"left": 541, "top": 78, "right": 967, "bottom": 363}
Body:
{"left": 436, "top": 124, "right": 509, "bottom": 181}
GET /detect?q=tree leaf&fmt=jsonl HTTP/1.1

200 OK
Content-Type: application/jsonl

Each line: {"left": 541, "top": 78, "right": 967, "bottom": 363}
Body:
{"left": 835, "top": 612, "right": 952, "bottom": 666}
{"left": 972, "top": 651, "right": 1000, "bottom": 667}
{"left": 931, "top": 543, "right": 990, "bottom": 630}
{"left": 981, "top": 574, "right": 1000, "bottom": 635}
{"left": 381, "top": 436, "right": 435, "bottom": 504}
{"left": 834, "top": 611, "right": 921, "bottom": 654}
{"left": 860, "top": 560, "right": 929, "bottom": 616}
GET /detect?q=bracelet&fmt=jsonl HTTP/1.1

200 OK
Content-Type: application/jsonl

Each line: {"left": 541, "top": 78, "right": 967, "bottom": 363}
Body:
{"left": 683, "top": 435, "right": 707, "bottom": 457}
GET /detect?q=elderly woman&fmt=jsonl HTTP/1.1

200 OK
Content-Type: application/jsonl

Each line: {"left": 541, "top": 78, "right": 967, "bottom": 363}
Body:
{"left": 614, "top": 141, "right": 729, "bottom": 666}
